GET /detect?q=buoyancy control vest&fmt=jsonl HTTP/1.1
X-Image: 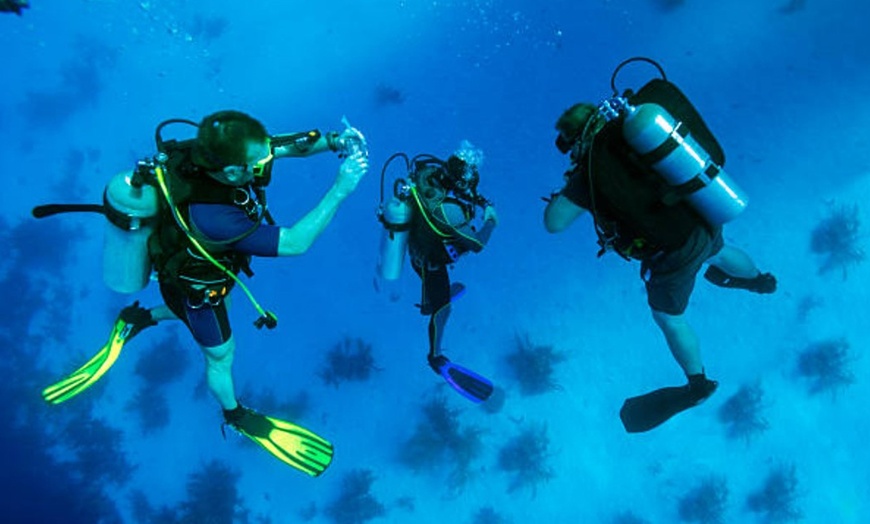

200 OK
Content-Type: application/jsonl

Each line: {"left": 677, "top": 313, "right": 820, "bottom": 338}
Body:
{"left": 146, "top": 139, "right": 264, "bottom": 306}
{"left": 408, "top": 164, "right": 482, "bottom": 266}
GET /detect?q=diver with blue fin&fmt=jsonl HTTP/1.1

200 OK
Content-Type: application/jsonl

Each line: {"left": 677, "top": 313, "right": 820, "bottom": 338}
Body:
{"left": 376, "top": 142, "right": 498, "bottom": 403}
{"left": 35, "top": 111, "right": 369, "bottom": 475}
{"left": 544, "top": 57, "right": 777, "bottom": 432}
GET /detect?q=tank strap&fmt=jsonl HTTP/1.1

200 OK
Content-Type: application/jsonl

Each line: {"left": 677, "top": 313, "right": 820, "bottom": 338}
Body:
{"left": 629, "top": 78, "right": 725, "bottom": 166}
{"left": 636, "top": 120, "right": 688, "bottom": 166}
{"left": 102, "top": 191, "right": 160, "bottom": 231}
{"left": 661, "top": 164, "right": 720, "bottom": 206}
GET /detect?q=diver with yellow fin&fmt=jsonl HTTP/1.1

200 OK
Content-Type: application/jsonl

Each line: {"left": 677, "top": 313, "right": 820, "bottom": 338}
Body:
{"left": 35, "top": 111, "right": 369, "bottom": 476}
{"left": 544, "top": 58, "right": 777, "bottom": 432}
{"left": 376, "top": 142, "right": 498, "bottom": 403}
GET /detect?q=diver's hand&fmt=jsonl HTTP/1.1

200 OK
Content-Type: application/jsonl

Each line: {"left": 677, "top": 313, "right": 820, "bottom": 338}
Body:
{"left": 335, "top": 151, "right": 368, "bottom": 197}
{"left": 332, "top": 117, "right": 369, "bottom": 158}
{"left": 327, "top": 131, "right": 358, "bottom": 157}
{"left": 484, "top": 205, "right": 498, "bottom": 225}
{"left": 334, "top": 130, "right": 365, "bottom": 158}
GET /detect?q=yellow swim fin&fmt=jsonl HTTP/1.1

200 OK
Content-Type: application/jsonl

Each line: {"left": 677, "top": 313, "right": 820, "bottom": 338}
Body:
{"left": 224, "top": 405, "right": 334, "bottom": 477}
{"left": 42, "top": 319, "right": 130, "bottom": 404}
{"left": 42, "top": 302, "right": 154, "bottom": 405}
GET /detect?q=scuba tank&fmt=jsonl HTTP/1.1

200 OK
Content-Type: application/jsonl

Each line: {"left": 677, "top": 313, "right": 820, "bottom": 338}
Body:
{"left": 101, "top": 168, "right": 159, "bottom": 293}
{"left": 620, "top": 102, "right": 748, "bottom": 225}
{"left": 377, "top": 195, "right": 412, "bottom": 281}
{"left": 597, "top": 57, "right": 749, "bottom": 226}
{"left": 376, "top": 153, "right": 414, "bottom": 281}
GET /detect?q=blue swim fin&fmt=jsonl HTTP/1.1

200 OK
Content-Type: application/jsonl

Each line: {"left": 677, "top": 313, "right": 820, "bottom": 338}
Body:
{"left": 430, "top": 356, "right": 494, "bottom": 403}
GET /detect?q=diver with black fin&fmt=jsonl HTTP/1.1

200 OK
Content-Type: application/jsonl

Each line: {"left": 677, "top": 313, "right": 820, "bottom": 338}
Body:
{"left": 376, "top": 142, "right": 498, "bottom": 403}
{"left": 36, "top": 111, "right": 368, "bottom": 476}
{"left": 0, "top": 0, "right": 28, "bottom": 15}
{"left": 544, "top": 57, "right": 777, "bottom": 432}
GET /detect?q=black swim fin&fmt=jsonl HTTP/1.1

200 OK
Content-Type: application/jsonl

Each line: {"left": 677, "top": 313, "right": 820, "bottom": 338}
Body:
{"left": 620, "top": 375, "right": 718, "bottom": 433}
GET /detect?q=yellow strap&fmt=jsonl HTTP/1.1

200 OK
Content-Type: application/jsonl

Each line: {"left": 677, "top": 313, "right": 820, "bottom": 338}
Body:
{"left": 410, "top": 186, "right": 484, "bottom": 250}
{"left": 410, "top": 186, "right": 451, "bottom": 238}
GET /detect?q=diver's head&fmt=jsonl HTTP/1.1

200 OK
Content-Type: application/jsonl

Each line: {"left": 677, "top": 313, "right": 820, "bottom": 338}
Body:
{"left": 445, "top": 140, "right": 483, "bottom": 200}
{"left": 195, "top": 110, "right": 272, "bottom": 186}
{"left": 416, "top": 157, "right": 480, "bottom": 203}
{"left": 555, "top": 103, "right": 597, "bottom": 154}
{"left": 445, "top": 155, "right": 480, "bottom": 200}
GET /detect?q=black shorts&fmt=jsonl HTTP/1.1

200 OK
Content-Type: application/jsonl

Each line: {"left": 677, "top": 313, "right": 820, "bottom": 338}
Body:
{"left": 159, "top": 282, "right": 233, "bottom": 347}
{"left": 642, "top": 226, "right": 724, "bottom": 315}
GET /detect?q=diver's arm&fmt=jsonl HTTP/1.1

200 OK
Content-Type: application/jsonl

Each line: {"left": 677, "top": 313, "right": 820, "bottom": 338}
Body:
{"left": 271, "top": 130, "right": 340, "bottom": 159}
{"left": 443, "top": 203, "right": 497, "bottom": 253}
{"left": 276, "top": 152, "right": 368, "bottom": 256}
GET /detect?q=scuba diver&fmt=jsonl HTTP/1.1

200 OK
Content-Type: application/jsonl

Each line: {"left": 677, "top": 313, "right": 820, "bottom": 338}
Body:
{"left": 0, "top": 0, "right": 28, "bottom": 15}
{"left": 35, "top": 110, "right": 369, "bottom": 476}
{"left": 543, "top": 58, "right": 777, "bottom": 432}
{"left": 376, "top": 141, "right": 498, "bottom": 403}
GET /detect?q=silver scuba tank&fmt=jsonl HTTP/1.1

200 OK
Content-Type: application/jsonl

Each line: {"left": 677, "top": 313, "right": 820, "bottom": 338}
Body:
{"left": 102, "top": 171, "right": 159, "bottom": 293}
{"left": 376, "top": 196, "right": 412, "bottom": 281}
{"left": 621, "top": 103, "right": 748, "bottom": 225}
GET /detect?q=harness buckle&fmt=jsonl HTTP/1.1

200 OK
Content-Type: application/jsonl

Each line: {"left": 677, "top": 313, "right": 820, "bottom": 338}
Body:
{"left": 186, "top": 285, "right": 228, "bottom": 309}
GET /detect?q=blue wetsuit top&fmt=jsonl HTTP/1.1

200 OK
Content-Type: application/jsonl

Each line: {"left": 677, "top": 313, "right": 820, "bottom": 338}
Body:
{"left": 160, "top": 201, "right": 280, "bottom": 348}
{"left": 189, "top": 203, "right": 281, "bottom": 256}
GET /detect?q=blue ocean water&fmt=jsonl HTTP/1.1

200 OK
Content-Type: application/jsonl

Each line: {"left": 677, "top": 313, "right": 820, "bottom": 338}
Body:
{"left": 1, "top": 1, "right": 869, "bottom": 522}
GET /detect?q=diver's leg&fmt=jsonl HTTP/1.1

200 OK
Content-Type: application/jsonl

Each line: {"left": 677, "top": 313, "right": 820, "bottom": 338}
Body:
{"left": 651, "top": 309, "right": 702, "bottom": 376}
{"left": 704, "top": 245, "right": 777, "bottom": 293}
{"left": 643, "top": 227, "right": 715, "bottom": 378}
{"left": 150, "top": 304, "right": 180, "bottom": 322}
{"left": 200, "top": 336, "right": 238, "bottom": 410}
{"left": 422, "top": 264, "right": 452, "bottom": 362}
{"left": 163, "top": 282, "right": 237, "bottom": 410}
{"left": 705, "top": 244, "right": 760, "bottom": 278}
{"left": 650, "top": 308, "right": 717, "bottom": 402}
{"left": 428, "top": 303, "right": 452, "bottom": 359}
